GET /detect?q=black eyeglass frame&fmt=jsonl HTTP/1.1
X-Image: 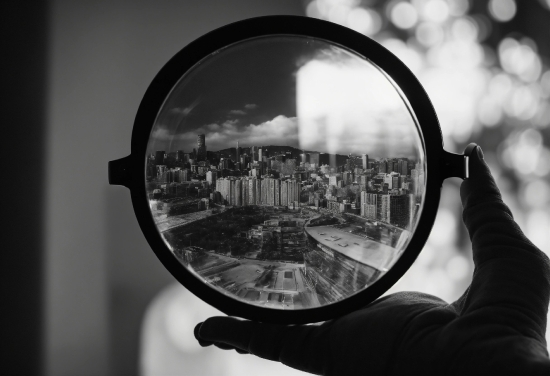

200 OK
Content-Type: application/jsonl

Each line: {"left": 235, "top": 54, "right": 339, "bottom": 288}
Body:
{"left": 108, "top": 15, "right": 474, "bottom": 324}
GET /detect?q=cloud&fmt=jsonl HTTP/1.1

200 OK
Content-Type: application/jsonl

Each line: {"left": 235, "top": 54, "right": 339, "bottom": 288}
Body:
{"left": 149, "top": 111, "right": 419, "bottom": 159}
{"left": 170, "top": 99, "right": 200, "bottom": 116}
{"left": 150, "top": 115, "right": 299, "bottom": 152}
{"left": 228, "top": 104, "right": 258, "bottom": 116}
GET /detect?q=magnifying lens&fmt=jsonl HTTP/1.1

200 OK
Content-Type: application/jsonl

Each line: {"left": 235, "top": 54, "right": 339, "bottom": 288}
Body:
{"left": 109, "top": 16, "right": 476, "bottom": 324}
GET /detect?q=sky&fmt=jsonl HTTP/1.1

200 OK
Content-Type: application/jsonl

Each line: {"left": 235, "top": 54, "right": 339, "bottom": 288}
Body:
{"left": 147, "top": 36, "right": 423, "bottom": 160}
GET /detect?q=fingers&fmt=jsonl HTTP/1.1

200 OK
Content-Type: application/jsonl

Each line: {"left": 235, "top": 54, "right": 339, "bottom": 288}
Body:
{"left": 195, "top": 316, "right": 330, "bottom": 375}
{"left": 457, "top": 146, "right": 550, "bottom": 337}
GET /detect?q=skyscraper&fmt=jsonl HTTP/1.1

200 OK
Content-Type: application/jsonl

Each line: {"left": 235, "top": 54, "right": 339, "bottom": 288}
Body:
{"left": 206, "top": 170, "right": 218, "bottom": 187}
{"left": 155, "top": 151, "right": 165, "bottom": 166}
{"left": 362, "top": 154, "right": 369, "bottom": 170}
{"left": 236, "top": 140, "right": 240, "bottom": 168}
{"left": 241, "top": 178, "right": 249, "bottom": 206}
{"left": 196, "top": 134, "right": 206, "bottom": 161}
{"left": 309, "top": 152, "right": 320, "bottom": 167}
{"left": 281, "top": 180, "right": 288, "bottom": 206}
{"left": 248, "top": 178, "right": 259, "bottom": 205}
{"left": 398, "top": 159, "right": 408, "bottom": 176}
{"left": 389, "top": 195, "right": 411, "bottom": 228}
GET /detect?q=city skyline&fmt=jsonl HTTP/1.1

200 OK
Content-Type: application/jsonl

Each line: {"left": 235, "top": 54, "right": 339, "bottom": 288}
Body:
{"left": 145, "top": 125, "right": 425, "bottom": 310}
{"left": 143, "top": 36, "right": 426, "bottom": 310}
{"left": 147, "top": 37, "right": 422, "bottom": 158}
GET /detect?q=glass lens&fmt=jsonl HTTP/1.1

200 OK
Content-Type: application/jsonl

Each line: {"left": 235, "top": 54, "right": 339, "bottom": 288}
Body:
{"left": 146, "top": 36, "right": 426, "bottom": 309}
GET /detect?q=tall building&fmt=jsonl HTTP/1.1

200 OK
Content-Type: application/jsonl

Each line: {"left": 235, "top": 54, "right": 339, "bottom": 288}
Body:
{"left": 392, "top": 175, "right": 402, "bottom": 189}
{"left": 241, "top": 178, "right": 249, "bottom": 206}
{"left": 380, "top": 160, "right": 388, "bottom": 173}
{"left": 358, "top": 175, "right": 369, "bottom": 189}
{"left": 329, "top": 174, "right": 340, "bottom": 187}
{"left": 240, "top": 155, "right": 249, "bottom": 169}
{"left": 365, "top": 204, "right": 377, "bottom": 219}
{"left": 342, "top": 171, "right": 353, "bottom": 186}
{"left": 411, "top": 168, "right": 425, "bottom": 198}
{"left": 389, "top": 195, "right": 411, "bottom": 228}
{"left": 236, "top": 141, "right": 240, "bottom": 168}
{"left": 258, "top": 148, "right": 263, "bottom": 162}
{"left": 409, "top": 194, "right": 416, "bottom": 229}
{"left": 206, "top": 170, "right": 218, "bottom": 187}
{"left": 155, "top": 151, "right": 165, "bottom": 166}
{"left": 274, "top": 179, "right": 280, "bottom": 206}
{"left": 250, "top": 146, "right": 257, "bottom": 162}
{"left": 360, "top": 191, "right": 368, "bottom": 216}
{"left": 182, "top": 169, "right": 191, "bottom": 182}
{"left": 362, "top": 154, "right": 369, "bottom": 170}
{"left": 216, "top": 177, "right": 233, "bottom": 205}
{"left": 248, "top": 178, "right": 260, "bottom": 205}
{"left": 255, "top": 178, "right": 262, "bottom": 205}
{"left": 196, "top": 134, "right": 206, "bottom": 161}
{"left": 281, "top": 179, "right": 300, "bottom": 207}
{"left": 380, "top": 195, "right": 391, "bottom": 222}
{"left": 309, "top": 152, "right": 320, "bottom": 167}
{"left": 371, "top": 193, "right": 382, "bottom": 220}
{"left": 398, "top": 159, "right": 408, "bottom": 176}
{"left": 281, "top": 180, "right": 288, "bottom": 206}
{"left": 234, "top": 179, "right": 242, "bottom": 206}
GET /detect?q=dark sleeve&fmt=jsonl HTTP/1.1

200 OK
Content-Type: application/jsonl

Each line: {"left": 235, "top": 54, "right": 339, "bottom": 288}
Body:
{"left": 455, "top": 146, "right": 550, "bottom": 375}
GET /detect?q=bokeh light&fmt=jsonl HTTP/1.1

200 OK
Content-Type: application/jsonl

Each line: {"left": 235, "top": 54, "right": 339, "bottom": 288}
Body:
{"left": 390, "top": 2, "right": 419, "bottom": 29}
{"left": 347, "top": 7, "right": 382, "bottom": 36}
{"left": 416, "top": 22, "right": 444, "bottom": 47}
{"left": 141, "top": 5, "right": 550, "bottom": 368}
{"left": 448, "top": 0, "right": 470, "bottom": 16}
{"left": 304, "top": 0, "right": 550, "bottom": 347}
{"left": 423, "top": 0, "right": 450, "bottom": 23}
{"left": 488, "top": 0, "right": 517, "bottom": 22}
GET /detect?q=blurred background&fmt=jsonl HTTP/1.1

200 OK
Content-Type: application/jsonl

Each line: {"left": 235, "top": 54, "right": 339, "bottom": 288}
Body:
{"left": 4, "top": 0, "right": 550, "bottom": 375}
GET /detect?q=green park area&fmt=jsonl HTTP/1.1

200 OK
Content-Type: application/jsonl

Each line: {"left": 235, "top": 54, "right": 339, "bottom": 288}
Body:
{"left": 163, "top": 206, "right": 267, "bottom": 257}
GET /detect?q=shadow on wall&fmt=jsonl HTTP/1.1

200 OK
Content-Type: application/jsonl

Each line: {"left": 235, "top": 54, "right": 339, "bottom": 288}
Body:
{"left": 3, "top": 1, "right": 47, "bottom": 375}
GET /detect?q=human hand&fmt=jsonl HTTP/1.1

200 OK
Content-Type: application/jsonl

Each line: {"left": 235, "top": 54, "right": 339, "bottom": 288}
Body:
{"left": 195, "top": 146, "right": 550, "bottom": 375}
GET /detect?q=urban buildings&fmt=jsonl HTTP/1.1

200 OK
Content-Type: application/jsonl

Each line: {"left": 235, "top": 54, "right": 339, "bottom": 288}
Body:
{"left": 147, "top": 132, "right": 424, "bottom": 232}
{"left": 196, "top": 134, "right": 206, "bottom": 161}
{"left": 146, "top": 131, "right": 426, "bottom": 310}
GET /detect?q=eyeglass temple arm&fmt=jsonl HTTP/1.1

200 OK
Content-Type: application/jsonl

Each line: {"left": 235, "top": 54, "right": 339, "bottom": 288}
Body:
{"left": 441, "top": 143, "right": 478, "bottom": 181}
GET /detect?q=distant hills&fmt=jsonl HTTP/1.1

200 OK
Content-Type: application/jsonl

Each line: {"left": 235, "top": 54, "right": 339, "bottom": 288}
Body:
{"left": 216, "top": 145, "right": 349, "bottom": 162}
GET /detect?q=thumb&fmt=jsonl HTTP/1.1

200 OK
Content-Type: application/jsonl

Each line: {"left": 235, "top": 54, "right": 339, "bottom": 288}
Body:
{"left": 195, "top": 317, "right": 331, "bottom": 375}
{"left": 460, "top": 145, "right": 505, "bottom": 213}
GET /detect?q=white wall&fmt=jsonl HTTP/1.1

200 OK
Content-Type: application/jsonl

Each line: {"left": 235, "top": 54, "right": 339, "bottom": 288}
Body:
{"left": 45, "top": 2, "right": 304, "bottom": 375}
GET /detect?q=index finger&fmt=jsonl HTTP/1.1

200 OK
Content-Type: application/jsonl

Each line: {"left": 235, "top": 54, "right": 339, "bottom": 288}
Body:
{"left": 196, "top": 316, "right": 331, "bottom": 375}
